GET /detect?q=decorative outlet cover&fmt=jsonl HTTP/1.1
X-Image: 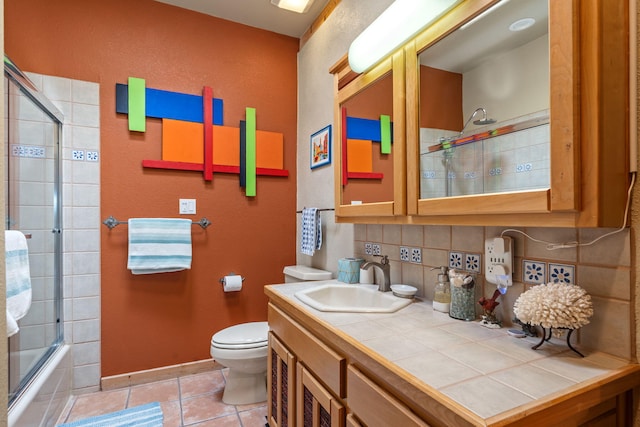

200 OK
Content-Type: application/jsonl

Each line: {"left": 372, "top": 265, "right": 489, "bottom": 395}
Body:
{"left": 400, "top": 246, "right": 410, "bottom": 262}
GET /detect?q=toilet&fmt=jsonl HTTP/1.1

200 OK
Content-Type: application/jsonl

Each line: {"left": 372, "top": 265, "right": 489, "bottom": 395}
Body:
{"left": 210, "top": 321, "right": 269, "bottom": 405}
{"left": 283, "top": 265, "right": 333, "bottom": 283}
{"left": 210, "top": 265, "right": 331, "bottom": 405}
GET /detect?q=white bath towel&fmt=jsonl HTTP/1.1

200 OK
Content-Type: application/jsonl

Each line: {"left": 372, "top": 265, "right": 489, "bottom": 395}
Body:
{"left": 127, "top": 218, "right": 193, "bottom": 275}
{"left": 5, "top": 230, "right": 32, "bottom": 337}
{"left": 300, "top": 208, "right": 322, "bottom": 256}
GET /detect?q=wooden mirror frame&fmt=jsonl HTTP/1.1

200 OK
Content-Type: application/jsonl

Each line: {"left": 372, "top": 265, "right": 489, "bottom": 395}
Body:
{"left": 331, "top": 50, "right": 407, "bottom": 220}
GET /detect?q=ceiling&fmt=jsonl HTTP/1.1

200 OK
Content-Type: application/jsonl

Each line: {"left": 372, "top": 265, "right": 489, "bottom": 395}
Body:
{"left": 153, "top": 0, "right": 330, "bottom": 38}
{"left": 420, "top": 0, "right": 548, "bottom": 73}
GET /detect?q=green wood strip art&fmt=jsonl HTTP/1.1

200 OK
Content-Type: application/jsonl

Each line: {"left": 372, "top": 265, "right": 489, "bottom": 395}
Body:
{"left": 128, "top": 77, "right": 146, "bottom": 132}
{"left": 245, "top": 107, "right": 257, "bottom": 196}
{"left": 380, "top": 114, "right": 391, "bottom": 154}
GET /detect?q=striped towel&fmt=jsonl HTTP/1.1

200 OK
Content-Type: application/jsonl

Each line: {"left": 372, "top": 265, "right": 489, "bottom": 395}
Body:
{"left": 6, "top": 231, "right": 31, "bottom": 337}
{"left": 127, "top": 218, "right": 192, "bottom": 275}
{"left": 300, "top": 208, "right": 322, "bottom": 256}
{"left": 57, "top": 402, "right": 163, "bottom": 427}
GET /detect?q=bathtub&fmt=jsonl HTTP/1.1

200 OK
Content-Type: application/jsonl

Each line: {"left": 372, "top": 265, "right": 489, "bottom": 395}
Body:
{"left": 9, "top": 344, "right": 72, "bottom": 427}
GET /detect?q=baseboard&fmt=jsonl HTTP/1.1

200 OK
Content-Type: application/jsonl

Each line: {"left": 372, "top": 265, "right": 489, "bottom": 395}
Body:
{"left": 100, "top": 359, "right": 223, "bottom": 391}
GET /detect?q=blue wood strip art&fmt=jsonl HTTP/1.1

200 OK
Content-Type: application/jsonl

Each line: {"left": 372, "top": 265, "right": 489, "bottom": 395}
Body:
{"left": 346, "top": 116, "right": 394, "bottom": 143}
{"left": 115, "top": 83, "right": 223, "bottom": 125}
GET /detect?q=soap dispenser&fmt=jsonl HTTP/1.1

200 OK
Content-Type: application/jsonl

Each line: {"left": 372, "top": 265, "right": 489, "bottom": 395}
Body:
{"left": 432, "top": 266, "right": 451, "bottom": 313}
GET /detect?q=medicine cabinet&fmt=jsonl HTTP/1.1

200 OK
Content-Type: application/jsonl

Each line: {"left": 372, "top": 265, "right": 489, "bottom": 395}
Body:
{"left": 330, "top": 50, "right": 406, "bottom": 219}
{"left": 332, "top": 0, "right": 630, "bottom": 227}
{"left": 406, "top": 0, "right": 630, "bottom": 227}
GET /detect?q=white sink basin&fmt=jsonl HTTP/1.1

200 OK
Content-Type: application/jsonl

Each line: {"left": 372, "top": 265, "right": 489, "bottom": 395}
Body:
{"left": 294, "top": 284, "right": 412, "bottom": 313}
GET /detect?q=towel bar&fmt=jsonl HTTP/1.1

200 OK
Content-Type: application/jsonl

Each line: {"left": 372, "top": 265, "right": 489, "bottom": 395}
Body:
{"left": 295, "top": 208, "right": 334, "bottom": 213}
{"left": 102, "top": 216, "right": 211, "bottom": 229}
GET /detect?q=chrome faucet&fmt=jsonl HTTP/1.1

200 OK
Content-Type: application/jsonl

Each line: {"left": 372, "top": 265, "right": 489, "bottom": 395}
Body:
{"left": 361, "top": 255, "right": 391, "bottom": 292}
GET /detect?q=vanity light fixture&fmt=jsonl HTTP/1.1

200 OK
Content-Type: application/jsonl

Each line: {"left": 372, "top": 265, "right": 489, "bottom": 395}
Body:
{"left": 348, "top": 0, "right": 460, "bottom": 74}
{"left": 270, "top": 0, "right": 315, "bottom": 14}
{"left": 509, "top": 17, "right": 536, "bottom": 32}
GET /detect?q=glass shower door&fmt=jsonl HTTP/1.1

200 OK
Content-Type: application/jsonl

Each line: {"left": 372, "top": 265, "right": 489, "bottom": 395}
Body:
{"left": 5, "top": 71, "right": 63, "bottom": 405}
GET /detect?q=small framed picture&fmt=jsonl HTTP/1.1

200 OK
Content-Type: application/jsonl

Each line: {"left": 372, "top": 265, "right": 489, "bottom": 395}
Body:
{"left": 310, "top": 125, "right": 331, "bottom": 169}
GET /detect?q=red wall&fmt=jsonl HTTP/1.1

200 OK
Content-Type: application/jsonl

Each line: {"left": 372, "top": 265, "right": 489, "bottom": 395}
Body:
{"left": 6, "top": 0, "right": 299, "bottom": 376}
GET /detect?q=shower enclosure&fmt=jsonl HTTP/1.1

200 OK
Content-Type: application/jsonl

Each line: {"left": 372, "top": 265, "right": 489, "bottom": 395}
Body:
{"left": 4, "top": 58, "right": 64, "bottom": 409}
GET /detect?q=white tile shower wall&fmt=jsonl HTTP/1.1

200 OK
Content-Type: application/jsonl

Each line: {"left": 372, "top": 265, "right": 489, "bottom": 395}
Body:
{"left": 355, "top": 224, "right": 632, "bottom": 360}
{"left": 30, "top": 72, "right": 102, "bottom": 393}
{"left": 419, "top": 114, "right": 550, "bottom": 199}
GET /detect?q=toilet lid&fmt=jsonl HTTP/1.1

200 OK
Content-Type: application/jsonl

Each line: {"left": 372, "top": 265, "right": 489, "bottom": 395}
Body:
{"left": 212, "top": 321, "right": 269, "bottom": 349}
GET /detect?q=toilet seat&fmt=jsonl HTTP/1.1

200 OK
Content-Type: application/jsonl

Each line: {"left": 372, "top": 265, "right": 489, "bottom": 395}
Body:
{"left": 211, "top": 321, "right": 268, "bottom": 350}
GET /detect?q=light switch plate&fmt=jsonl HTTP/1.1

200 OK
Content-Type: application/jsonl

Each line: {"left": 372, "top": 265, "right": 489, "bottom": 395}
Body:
{"left": 179, "top": 199, "right": 196, "bottom": 214}
{"left": 484, "top": 236, "right": 513, "bottom": 285}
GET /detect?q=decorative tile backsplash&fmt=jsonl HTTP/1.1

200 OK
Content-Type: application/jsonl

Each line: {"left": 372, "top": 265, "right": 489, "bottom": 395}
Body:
{"left": 523, "top": 260, "right": 546, "bottom": 284}
{"left": 354, "top": 224, "right": 632, "bottom": 360}
{"left": 548, "top": 263, "right": 575, "bottom": 284}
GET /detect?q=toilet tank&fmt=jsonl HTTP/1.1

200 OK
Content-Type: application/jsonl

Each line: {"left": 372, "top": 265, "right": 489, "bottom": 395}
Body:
{"left": 283, "top": 265, "right": 332, "bottom": 283}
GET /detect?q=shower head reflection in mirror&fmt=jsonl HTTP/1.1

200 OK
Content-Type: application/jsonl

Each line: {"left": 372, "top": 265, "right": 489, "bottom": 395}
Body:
{"left": 461, "top": 107, "right": 496, "bottom": 134}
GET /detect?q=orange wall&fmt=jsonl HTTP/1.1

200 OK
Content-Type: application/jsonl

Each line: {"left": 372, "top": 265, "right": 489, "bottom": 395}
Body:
{"left": 342, "top": 72, "right": 394, "bottom": 204}
{"left": 420, "top": 65, "right": 462, "bottom": 131}
{"left": 6, "top": 0, "right": 299, "bottom": 376}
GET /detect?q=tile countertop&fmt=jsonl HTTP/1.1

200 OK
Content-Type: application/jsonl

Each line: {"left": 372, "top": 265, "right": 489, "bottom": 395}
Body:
{"left": 265, "top": 280, "right": 640, "bottom": 424}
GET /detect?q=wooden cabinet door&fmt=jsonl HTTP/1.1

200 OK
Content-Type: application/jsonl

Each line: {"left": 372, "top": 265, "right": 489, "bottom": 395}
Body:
{"left": 268, "top": 333, "right": 296, "bottom": 427}
{"left": 297, "top": 363, "right": 345, "bottom": 427}
{"left": 347, "top": 365, "right": 430, "bottom": 427}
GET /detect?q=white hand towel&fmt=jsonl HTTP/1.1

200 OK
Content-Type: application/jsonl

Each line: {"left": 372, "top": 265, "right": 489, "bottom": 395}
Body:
{"left": 5, "top": 230, "right": 32, "bottom": 337}
{"left": 300, "top": 208, "right": 322, "bottom": 256}
{"left": 127, "top": 218, "right": 193, "bottom": 275}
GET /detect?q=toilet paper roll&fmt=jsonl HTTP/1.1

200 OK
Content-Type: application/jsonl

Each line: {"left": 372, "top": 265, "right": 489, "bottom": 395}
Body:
{"left": 223, "top": 275, "right": 243, "bottom": 292}
{"left": 359, "top": 268, "right": 374, "bottom": 284}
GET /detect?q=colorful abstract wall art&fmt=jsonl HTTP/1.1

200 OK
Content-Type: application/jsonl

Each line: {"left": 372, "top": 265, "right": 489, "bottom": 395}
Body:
{"left": 340, "top": 107, "right": 392, "bottom": 185}
{"left": 116, "top": 77, "right": 288, "bottom": 196}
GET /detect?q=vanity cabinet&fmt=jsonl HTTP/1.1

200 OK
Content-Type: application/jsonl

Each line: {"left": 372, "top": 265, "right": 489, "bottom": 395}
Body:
{"left": 266, "top": 285, "right": 640, "bottom": 427}
{"left": 331, "top": 0, "right": 631, "bottom": 227}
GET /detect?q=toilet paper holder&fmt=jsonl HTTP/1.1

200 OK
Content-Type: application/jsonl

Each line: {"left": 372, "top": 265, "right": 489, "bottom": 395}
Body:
{"left": 218, "top": 273, "right": 245, "bottom": 285}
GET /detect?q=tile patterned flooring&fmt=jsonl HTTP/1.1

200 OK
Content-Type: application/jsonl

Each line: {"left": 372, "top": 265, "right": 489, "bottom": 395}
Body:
{"left": 57, "top": 369, "right": 268, "bottom": 426}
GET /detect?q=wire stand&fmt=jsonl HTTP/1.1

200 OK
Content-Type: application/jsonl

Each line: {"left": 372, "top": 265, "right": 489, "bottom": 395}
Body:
{"left": 532, "top": 327, "right": 584, "bottom": 357}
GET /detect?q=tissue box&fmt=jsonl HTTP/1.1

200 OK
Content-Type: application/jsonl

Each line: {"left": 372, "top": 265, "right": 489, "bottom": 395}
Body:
{"left": 337, "top": 258, "right": 363, "bottom": 283}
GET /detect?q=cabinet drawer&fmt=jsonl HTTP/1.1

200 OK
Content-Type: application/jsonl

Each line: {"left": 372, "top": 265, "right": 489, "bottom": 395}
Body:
{"left": 268, "top": 303, "right": 346, "bottom": 397}
{"left": 347, "top": 365, "right": 430, "bottom": 427}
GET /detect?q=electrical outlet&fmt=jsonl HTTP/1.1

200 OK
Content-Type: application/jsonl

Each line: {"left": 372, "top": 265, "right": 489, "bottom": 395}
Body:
{"left": 484, "top": 236, "right": 513, "bottom": 285}
{"left": 179, "top": 198, "right": 196, "bottom": 214}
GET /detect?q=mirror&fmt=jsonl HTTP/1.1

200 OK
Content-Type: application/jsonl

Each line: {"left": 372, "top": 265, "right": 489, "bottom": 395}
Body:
{"left": 418, "top": 0, "right": 549, "bottom": 199}
{"left": 340, "top": 70, "right": 395, "bottom": 206}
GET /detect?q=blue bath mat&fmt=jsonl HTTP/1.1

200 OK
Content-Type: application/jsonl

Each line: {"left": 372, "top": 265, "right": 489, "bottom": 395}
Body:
{"left": 58, "top": 402, "right": 163, "bottom": 427}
